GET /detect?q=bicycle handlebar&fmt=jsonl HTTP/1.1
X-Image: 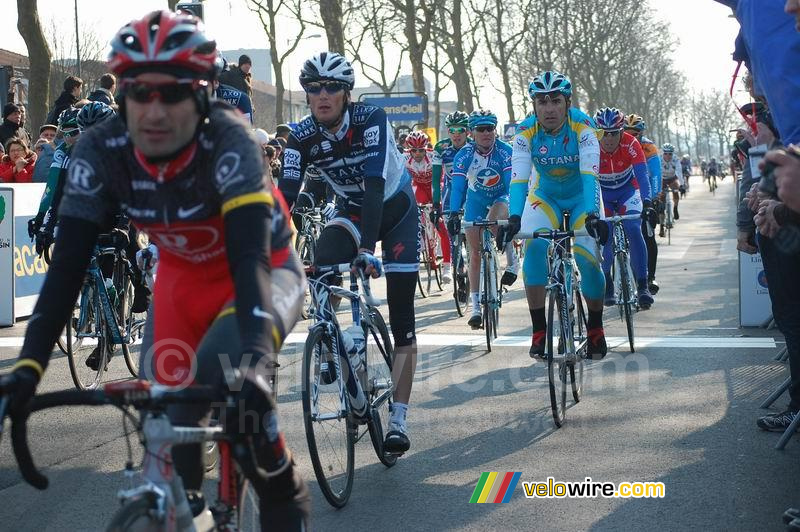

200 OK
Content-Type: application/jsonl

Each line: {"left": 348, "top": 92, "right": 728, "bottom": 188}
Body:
{"left": 605, "top": 214, "right": 642, "bottom": 222}
{"left": 462, "top": 220, "right": 509, "bottom": 228}
{"left": 515, "top": 229, "right": 591, "bottom": 240}
{"left": 7, "top": 381, "right": 223, "bottom": 491}
{"left": 305, "top": 263, "right": 381, "bottom": 307}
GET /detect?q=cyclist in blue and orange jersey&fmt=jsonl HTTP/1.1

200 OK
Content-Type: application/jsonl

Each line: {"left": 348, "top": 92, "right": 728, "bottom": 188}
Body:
{"left": 432, "top": 111, "right": 472, "bottom": 222}
{"left": 500, "top": 71, "right": 608, "bottom": 359}
{"left": 446, "top": 109, "right": 519, "bottom": 329}
{"left": 624, "top": 113, "right": 661, "bottom": 294}
{"left": 0, "top": 11, "right": 310, "bottom": 529}
{"left": 405, "top": 130, "right": 451, "bottom": 283}
{"left": 594, "top": 107, "right": 654, "bottom": 310}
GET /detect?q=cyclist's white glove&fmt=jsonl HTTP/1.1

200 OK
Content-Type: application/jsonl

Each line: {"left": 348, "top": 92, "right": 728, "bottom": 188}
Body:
{"left": 136, "top": 244, "right": 159, "bottom": 273}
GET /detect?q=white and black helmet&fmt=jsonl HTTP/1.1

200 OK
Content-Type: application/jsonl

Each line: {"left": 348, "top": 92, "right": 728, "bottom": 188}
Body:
{"left": 299, "top": 51, "right": 355, "bottom": 90}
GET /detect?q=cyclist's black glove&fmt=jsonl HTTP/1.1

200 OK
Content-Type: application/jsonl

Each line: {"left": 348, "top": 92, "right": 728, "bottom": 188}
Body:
{"left": 0, "top": 365, "right": 39, "bottom": 420}
{"left": 497, "top": 214, "right": 521, "bottom": 250}
{"left": 27, "top": 215, "right": 43, "bottom": 240}
{"left": 585, "top": 214, "right": 609, "bottom": 245}
{"left": 34, "top": 228, "right": 53, "bottom": 257}
{"left": 447, "top": 214, "right": 461, "bottom": 236}
{"left": 351, "top": 250, "right": 383, "bottom": 278}
{"left": 430, "top": 203, "right": 442, "bottom": 225}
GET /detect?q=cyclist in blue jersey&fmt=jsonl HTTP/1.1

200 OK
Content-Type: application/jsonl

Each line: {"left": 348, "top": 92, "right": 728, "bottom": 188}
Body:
{"left": 446, "top": 109, "right": 519, "bottom": 329}
{"left": 624, "top": 113, "right": 662, "bottom": 294}
{"left": 500, "top": 71, "right": 608, "bottom": 359}
{"left": 594, "top": 107, "right": 654, "bottom": 309}
{"left": 278, "top": 52, "right": 418, "bottom": 454}
{"left": 432, "top": 111, "right": 472, "bottom": 223}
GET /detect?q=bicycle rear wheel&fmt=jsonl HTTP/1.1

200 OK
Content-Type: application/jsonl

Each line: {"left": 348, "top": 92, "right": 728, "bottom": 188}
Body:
{"left": 67, "top": 285, "right": 106, "bottom": 390}
{"left": 365, "top": 309, "right": 398, "bottom": 467}
{"left": 301, "top": 326, "right": 354, "bottom": 508}
{"left": 237, "top": 477, "right": 260, "bottom": 532}
{"left": 571, "top": 288, "right": 587, "bottom": 402}
{"left": 453, "top": 238, "right": 469, "bottom": 316}
{"left": 617, "top": 254, "right": 635, "bottom": 353}
{"left": 296, "top": 235, "right": 315, "bottom": 319}
{"left": 547, "top": 286, "right": 568, "bottom": 427}
{"left": 417, "top": 234, "right": 431, "bottom": 298}
{"left": 57, "top": 303, "right": 81, "bottom": 355}
{"left": 115, "top": 261, "right": 142, "bottom": 378}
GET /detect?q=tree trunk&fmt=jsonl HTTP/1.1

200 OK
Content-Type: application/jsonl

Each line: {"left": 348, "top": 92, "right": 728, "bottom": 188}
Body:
{"left": 319, "top": 0, "right": 345, "bottom": 53}
{"left": 17, "top": 0, "right": 51, "bottom": 135}
{"left": 167, "top": 0, "right": 179, "bottom": 10}
{"left": 403, "top": 0, "right": 427, "bottom": 97}
{"left": 272, "top": 49, "right": 285, "bottom": 125}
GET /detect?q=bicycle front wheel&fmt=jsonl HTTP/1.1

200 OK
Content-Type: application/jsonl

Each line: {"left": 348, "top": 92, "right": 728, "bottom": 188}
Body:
{"left": 547, "top": 286, "right": 568, "bottom": 427}
{"left": 453, "top": 237, "right": 469, "bottom": 316}
{"left": 571, "top": 288, "right": 587, "bottom": 402}
{"left": 417, "top": 234, "right": 431, "bottom": 298}
{"left": 365, "top": 309, "right": 398, "bottom": 467}
{"left": 618, "top": 254, "right": 635, "bottom": 353}
{"left": 106, "top": 492, "right": 161, "bottom": 531}
{"left": 301, "top": 326, "right": 354, "bottom": 508}
{"left": 67, "top": 285, "right": 106, "bottom": 390}
{"left": 237, "top": 477, "right": 261, "bottom": 532}
{"left": 482, "top": 255, "right": 492, "bottom": 352}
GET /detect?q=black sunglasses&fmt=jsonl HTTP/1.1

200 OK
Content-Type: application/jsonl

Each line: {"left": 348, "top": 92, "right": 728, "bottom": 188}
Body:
{"left": 602, "top": 130, "right": 621, "bottom": 137}
{"left": 122, "top": 79, "right": 206, "bottom": 104}
{"left": 473, "top": 126, "right": 495, "bottom": 133}
{"left": 304, "top": 81, "right": 349, "bottom": 95}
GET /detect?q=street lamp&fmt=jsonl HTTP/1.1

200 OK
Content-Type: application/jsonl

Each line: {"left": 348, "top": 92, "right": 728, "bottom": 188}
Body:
{"left": 286, "top": 34, "right": 321, "bottom": 123}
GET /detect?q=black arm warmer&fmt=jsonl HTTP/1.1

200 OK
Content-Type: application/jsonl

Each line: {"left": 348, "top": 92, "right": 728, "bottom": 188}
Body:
{"left": 358, "top": 177, "right": 385, "bottom": 253}
{"left": 20, "top": 216, "right": 100, "bottom": 371}
{"left": 223, "top": 203, "right": 276, "bottom": 367}
{"left": 775, "top": 203, "right": 800, "bottom": 227}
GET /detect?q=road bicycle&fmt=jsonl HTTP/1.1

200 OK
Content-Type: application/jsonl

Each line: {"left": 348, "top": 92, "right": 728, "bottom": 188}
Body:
{"left": 709, "top": 172, "right": 718, "bottom": 194}
{"left": 518, "top": 212, "right": 593, "bottom": 428}
{"left": 66, "top": 233, "right": 148, "bottom": 390}
{"left": 658, "top": 184, "right": 676, "bottom": 246}
{"left": 294, "top": 199, "right": 328, "bottom": 318}
{"left": 463, "top": 220, "right": 506, "bottom": 352}
{"left": 302, "top": 263, "right": 396, "bottom": 508}
{"left": 417, "top": 203, "right": 444, "bottom": 297}
{"left": 0, "top": 379, "right": 265, "bottom": 531}
{"left": 606, "top": 214, "right": 642, "bottom": 353}
{"left": 450, "top": 213, "right": 470, "bottom": 317}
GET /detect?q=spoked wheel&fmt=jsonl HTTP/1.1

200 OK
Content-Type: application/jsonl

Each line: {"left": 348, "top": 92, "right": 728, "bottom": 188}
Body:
{"left": 106, "top": 492, "right": 161, "bottom": 531}
{"left": 365, "top": 309, "right": 398, "bottom": 467}
{"left": 617, "top": 254, "right": 635, "bottom": 353}
{"left": 66, "top": 285, "right": 107, "bottom": 390}
{"left": 115, "top": 262, "right": 143, "bottom": 378}
{"left": 492, "top": 256, "right": 500, "bottom": 339}
{"left": 571, "top": 288, "right": 587, "bottom": 403}
{"left": 482, "top": 256, "right": 492, "bottom": 352}
{"left": 301, "top": 327, "right": 355, "bottom": 508}
{"left": 56, "top": 303, "right": 81, "bottom": 355}
{"left": 417, "top": 235, "right": 431, "bottom": 298}
{"left": 296, "top": 235, "right": 315, "bottom": 319}
{"left": 238, "top": 476, "right": 260, "bottom": 531}
{"left": 547, "top": 286, "right": 568, "bottom": 427}
{"left": 453, "top": 238, "right": 469, "bottom": 316}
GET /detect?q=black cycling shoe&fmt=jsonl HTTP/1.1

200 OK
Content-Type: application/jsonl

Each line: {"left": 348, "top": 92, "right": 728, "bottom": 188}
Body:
{"left": 673, "top": 206, "right": 679, "bottom": 220}
{"left": 185, "top": 490, "right": 207, "bottom": 518}
{"left": 586, "top": 328, "right": 608, "bottom": 360}
{"left": 757, "top": 410, "right": 798, "bottom": 432}
{"left": 85, "top": 345, "right": 109, "bottom": 371}
{"left": 500, "top": 271, "right": 518, "bottom": 286}
{"left": 384, "top": 424, "right": 411, "bottom": 455}
{"left": 529, "top": 330, "right": 546, "bottom": 359}
{"left": 637, "top": 279, "right": 654, "bottom": 309}
{"left": 648, "top": 278, "right": 660, "bottom": 295}
{"left": 468, "top": 313, "right": 482, "bottom": 329}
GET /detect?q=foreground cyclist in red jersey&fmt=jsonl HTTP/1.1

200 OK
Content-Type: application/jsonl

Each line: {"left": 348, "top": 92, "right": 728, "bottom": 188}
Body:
{"left": 0, "top": 11, "right": 309, "bottom": 530}
{"left": 405, "top": 130, "right": 452, "bottom": 283}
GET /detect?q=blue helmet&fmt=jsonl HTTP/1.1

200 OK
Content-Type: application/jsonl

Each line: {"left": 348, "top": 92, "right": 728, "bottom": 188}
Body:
{"left": 77, "top": 101, "right": 116, "bottom": 131}
{"left": 594, "top": 107, "right": 624, "bottom": 131}
{"left": 468, "top": 109, "right": 497, "bottom": 129}
{"left": 528, "top": 70, "right": 572, "bottom": 99}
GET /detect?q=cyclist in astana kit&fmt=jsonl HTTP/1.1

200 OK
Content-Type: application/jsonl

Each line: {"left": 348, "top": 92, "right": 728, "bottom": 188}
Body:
{"left": 0, "top": 11, "right": 310, "bottom": 530}
{"left": 405, "top": 130, "right": 452, "bottom": 283}
{"left": 278, "top": 51, "right": 418, "bottom": 454}
{"left": 500, "top": 71, "right": 608, "bottom": 359}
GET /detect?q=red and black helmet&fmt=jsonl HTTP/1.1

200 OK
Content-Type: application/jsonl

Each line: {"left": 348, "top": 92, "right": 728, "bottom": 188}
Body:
{"left": 108, "top": 10, "right": 218, "bottom": 79}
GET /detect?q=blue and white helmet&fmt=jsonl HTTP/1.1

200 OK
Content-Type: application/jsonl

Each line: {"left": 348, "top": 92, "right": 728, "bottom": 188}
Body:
{"left": 468, "top": 109, "right": 497, "bottom": 129}
{"left": 594, "top": 107, "right": 624, "bottom": 131}
{"left": 662, "top": 143, "right": 675, "bottom": 154}
{"left": 528, "top": 70, "right": 572, "bottom": 99}
{"left": 77, "top": 101, "right": 116, "bottom": 131}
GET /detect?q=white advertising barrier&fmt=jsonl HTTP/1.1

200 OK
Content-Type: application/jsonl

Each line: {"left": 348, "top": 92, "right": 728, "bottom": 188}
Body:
{"left": 739, "top": 251, "right": 772, "bottom": 327}
{"left": 0, "top": 184, "right": 47, "bottom": 325}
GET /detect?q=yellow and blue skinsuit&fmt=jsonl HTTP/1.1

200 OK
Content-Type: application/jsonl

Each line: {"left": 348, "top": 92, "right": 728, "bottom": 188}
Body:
{"left": 509, "top": 107, "right": 605, "bottom": 299}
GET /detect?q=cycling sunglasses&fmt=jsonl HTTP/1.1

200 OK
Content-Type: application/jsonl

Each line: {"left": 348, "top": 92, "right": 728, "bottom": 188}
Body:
{"left": 304, "top": 81, "right": 349, "bottom": 95}
{"left": 602, "top": 130, "right": 622, "bottom": 138}
{"left": 410, "top": 148, "right": 427, "bottom": 153}
{"left": 472, "top": 125, "right": 495, "bottom": 133}
{"left": 62, "top": 127, "right": 80, "bottom": 138}
{"left": 448, "top": 126, "right": 467, "bottom": 134}
{"left": 121, "top": 79, "right": 207, "bottom": 104}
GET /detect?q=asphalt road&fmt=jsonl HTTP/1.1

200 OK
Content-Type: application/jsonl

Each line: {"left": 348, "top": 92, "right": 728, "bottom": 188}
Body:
{"left": 1, "top": 175, "right": 797, "bottom": 531}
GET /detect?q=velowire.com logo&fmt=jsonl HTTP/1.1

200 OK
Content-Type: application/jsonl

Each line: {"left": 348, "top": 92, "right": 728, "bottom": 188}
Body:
{"left": 469, "top": 472, "right": 522, "bottom": 504}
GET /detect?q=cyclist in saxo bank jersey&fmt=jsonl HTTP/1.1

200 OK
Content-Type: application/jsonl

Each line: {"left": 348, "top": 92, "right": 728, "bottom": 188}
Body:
{"left": 278, "top": 51, "right": 419, "bottom": 455}
{"left": 499, "top": 70, "right": 609, "bottom": 359}
{"left": 405, "top": 130, "right": 451, "bottom": 283}
{"left": 0, "top": 11, "right": 310, "bottom": 530}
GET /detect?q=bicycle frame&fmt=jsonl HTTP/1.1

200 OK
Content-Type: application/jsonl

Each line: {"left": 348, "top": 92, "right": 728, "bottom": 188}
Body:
{"left": 462, "top": 221, "right": 502, "bottom": 312}
{"left": 607, "top": 214, "right": 640, "bottom": 307}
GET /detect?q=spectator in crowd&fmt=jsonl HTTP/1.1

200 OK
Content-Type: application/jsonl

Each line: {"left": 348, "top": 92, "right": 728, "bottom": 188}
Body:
{"left": 263, "top": 144, "right": 277, "bottom": 185}
{"left": 16, "top": 105, "right": 32, "bottom": 147}
{"left": 0, "top": 138, "right": 36, "bottom": 183}
{"left": 253, "top": 128, "right": 270, "bottom": 150}
{"left": 267, "top": 137, "right": 282, "bottom": 180}
{"left": 87, "top": 73, "right": 116, "bottom": 106}
{"left": 275, "top": 123, "right": 291, "bottom": 142}
{"left": 0, "top": 103, "right": 23, "bottom": 149}
{"left": 31, "top": 124, "right": 58, "bottom": 184}
{"left": 46, "top": 75, "right": 83, "bottom": 125}
{"left": 219, "top": 54, "right": 253, "bottom": 98}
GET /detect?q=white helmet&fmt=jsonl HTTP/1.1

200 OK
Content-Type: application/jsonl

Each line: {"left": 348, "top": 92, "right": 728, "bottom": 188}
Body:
{"left": 299, "top": 51, "right": 355, "bottom": 90}
{"left": 253, "top": 128, "right": 270, "bottom": 145}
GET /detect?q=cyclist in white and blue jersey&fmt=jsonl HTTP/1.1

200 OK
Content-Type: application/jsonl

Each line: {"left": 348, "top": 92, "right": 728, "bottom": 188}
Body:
{"left": 446, "top": 109, "right": 519, "bottom": 329}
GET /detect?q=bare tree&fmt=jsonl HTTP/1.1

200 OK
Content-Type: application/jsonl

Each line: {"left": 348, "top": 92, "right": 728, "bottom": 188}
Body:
{"left": 45, "top": 19, "right": 107, "bottom": 99}
{"left": 167, "top": 0, "right": 180, "bottom": 9}
{"left": 389, "top": 0, "right": 435, "bottom": 97}
{"left": 248, "top": 0, "right": 307, "bottom": 124}
{"left": 431, "top": 0, "right": 479, "bottom": 112}
{"left": 347, "top": 0, "right": 405, "bottom": 94}
{"left": 317, "top": 0, "right": 347, "bottom": 53}
{"left": 17, "top": 0, "right": 51, "bottom": 134}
